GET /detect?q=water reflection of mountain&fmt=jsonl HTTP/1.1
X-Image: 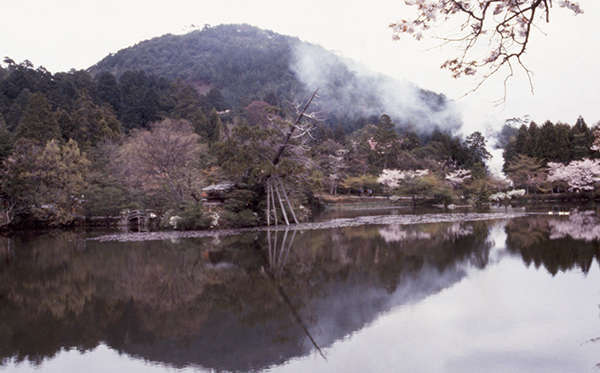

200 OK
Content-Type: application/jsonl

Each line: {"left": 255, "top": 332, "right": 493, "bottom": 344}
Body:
{"left": 505, "top": 212, "right": 600, "bottom": 275}
{"left": 0, "top": 222, "right": 491, "bottom": 371}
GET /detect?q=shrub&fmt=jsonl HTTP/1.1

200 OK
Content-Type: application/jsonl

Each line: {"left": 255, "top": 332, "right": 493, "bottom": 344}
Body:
{"left": 224, "top": 189, "right": 257, "bottom": 212}
{"left": 177, "top": 203, "right": 213, "bottom": 230}
{"left": 220, "top": 209, "right": 258, "bottom": 228}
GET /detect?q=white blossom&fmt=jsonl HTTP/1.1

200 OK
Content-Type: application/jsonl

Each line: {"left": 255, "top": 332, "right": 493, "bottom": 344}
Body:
{"left": 547, "top": 158, "right": 600, "bottom": 192}
{"left": 377, "top": 168, "right": 429, "bottom": 188}
{"left": 549, "top": 211, "right": 600, "bottom": 241}
{"left": 489, "top": 189, "right": 525, "bottom": 201}
{"left": 445, "top": 169, "right": 471, "bottom": 185}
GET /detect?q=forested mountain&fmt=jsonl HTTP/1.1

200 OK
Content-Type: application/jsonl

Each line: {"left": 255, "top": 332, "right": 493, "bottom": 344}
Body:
{"left": 89, "top": 24, "right": 460, "bottom": 132}
{"left": 0, "top": 25, "right": 494, "bottom": 229}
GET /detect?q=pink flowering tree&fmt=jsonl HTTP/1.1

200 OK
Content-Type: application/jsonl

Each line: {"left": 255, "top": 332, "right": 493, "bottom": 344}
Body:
{"left": 377, "top": 169, "right": 430, "bottom": 189}
{"left": 378, "top": 168, "right": 455, "bottom": 205}
{"left": 390, "top": 0, "right": 584, "bottom": 93}
{"left": 445, "top": 168, "right": 471, "bottom": 187}
{"left": 547, "top": 158, "right": 600, "bottom": 192}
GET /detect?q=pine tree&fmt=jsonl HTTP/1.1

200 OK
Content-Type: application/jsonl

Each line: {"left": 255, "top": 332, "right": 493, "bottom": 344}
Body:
{"left": 206, "top": 109, "right": 223, "bottom": 143}
{"left": 538, "top": 121, "right": 557, "bottom": 161}
{"left": 526, "top": 122, "right": 540, "bottom": 158}
{"left": 0, "top": 113, "right": 13, "bottom": 161}
{"left": 14, "top": 92, "right": 60, "bottom": 144}
{"left": 514, "top": 124, "right": 530, "bottom": 155}
{"left": 69, "top": 94, "right": 121, "bottom": 150}
{"left": 570, "top": 116, "right": 592, "bottom": 160}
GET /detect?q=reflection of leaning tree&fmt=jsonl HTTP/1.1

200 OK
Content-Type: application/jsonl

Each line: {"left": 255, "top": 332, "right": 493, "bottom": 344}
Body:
{"left": 266, "top": 229, "right": 297, "bottom": 276}
{"left": 265, "top": 90, "right": 318, "bottom": 226}
{"left": 262, "top": 227, "right": 326, "bottom": 360}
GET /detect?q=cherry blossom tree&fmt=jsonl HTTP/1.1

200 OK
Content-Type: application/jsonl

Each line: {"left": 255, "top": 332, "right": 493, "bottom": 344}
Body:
{"left": 445, "top": 168, "right": 471, "bottom": 186}
{"left": 390, "top": 1, "right": 584, "bottom": 93}
{"left": 547, "top": 158, "right": 600, "bottom": 192}
{"left": 377, "top": 168, "right": 430, "bottom": 189}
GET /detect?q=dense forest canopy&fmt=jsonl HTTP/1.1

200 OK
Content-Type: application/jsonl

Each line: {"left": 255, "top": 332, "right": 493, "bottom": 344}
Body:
{"left": 89, "top": 24, "right": 461, "bottom": 134}
{"left": 495, "top": 116, "right": 600, "bottom": 193}
{"left": 6, "top": 23, "right": 597, "bottom": 229}
{"left": 0, "top": 50, "right": 492, "bottom": 228}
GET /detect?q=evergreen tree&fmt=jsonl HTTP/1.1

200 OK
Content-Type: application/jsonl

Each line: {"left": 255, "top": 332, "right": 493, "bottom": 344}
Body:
{"left": 69, "top": 95, "right": 122, "bottom": 151}
{"left": 1, "top": 138, "right": 90, "bottom": 225}
{"left": 464, "top": 131, "right": 491, "bottom": 165}
{"left": 4, "top": 89, "right": 32, "bottom": 130}
{"left": 205, "top": 108, "right": 223, "bottom": 143}
{"left": 570, "top": 116, "right": 592, "bottom": 160}
{"left": 14, "top": 92, "right": 60, "bottom": 144}
{"left": 538, "top": 121, "right": 557, "bottom": 161}
{"left": 56, "top": 108, "right": 75, "bottom": 142}
{"left": 94, "top": 72, "right": 121, "bottom": 112}
{"left": 553, "top": 123, "right": 572, "bottom": 163}
{"left": 526, "top": 122, "right": 540, "bottom": 157}
{"left": 0, "top": 113, "right": 13, "bottom": 161}
{"left": 205, "top": 88, "right": 227, "bottom": 111}
{"left": 171, "top": 82, "right": 209, "bottom": 135}
{"left": 514, "top": 124, "right": 530, "bottom": 155}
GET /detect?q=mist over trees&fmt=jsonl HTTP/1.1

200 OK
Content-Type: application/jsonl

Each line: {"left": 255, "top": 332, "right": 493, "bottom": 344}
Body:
{"left": 6, "top": 23, "right": 599, "bottom": 229}
{"left": 90, "top": 24, "right": 462, "bottom": 134}
{"left": 0, "top": 52, "right": 496, "bottom": 228}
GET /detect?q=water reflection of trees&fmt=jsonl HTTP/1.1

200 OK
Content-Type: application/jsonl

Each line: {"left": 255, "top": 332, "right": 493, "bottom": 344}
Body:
{"left": 505, "top": 212, "right": 600, "bottom": 275}
{"left": 0, "top": 222, "right": 491, "bottom": 371}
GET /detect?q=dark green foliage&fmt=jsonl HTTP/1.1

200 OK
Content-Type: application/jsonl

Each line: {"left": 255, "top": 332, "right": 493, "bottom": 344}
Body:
{"left": 499, "top": 116, "right": 596, "bottom": 170}
{"left": 0, "top": 38, "right": 502, "bottom": 228}
{"left": 67, "top": 95, "right": 122, "bottom": 150}
{"left": 15, "top": 92, "right": 60, "bottom": 143}
{"left": 4, "top": 89, "right": 32, "bottom": 130}
{"left": 569, "top": 116, "right": 592, "bottom": 160}
{"left": 1, "top": 138, "right": 90, "bottom": 225}
{"left": 205, "top": 88, "right": 227, "bottom": 111}
{"left": 224, "top": 189, "right": 257, "bottom": 212}
{"left": 89, "top": 24, "right": 306, "bottom": 109}
{"left": 177, "top": 203, "right": 213, "bottom": 230}
{"left": 219, "top": 188, "right": 260, "bottom": 228}
{"left": 94, "top": 72, "right": 121, "bottom": 112}
{"left": 117, "top": 70, "right": 174, "bottom": 129}
{"left": 465, "top": 132, "right": 491, "bottom": 161}
{"left": 0, "top": 113, "right": 12, "bottom": 161}
{"left": 220, "top": 209, "right": 258, "bottom": 228}
{"left": 205, "top": 109, "right": 223, "bottom": 143}
{"left": 88, "top": 24, "right": 456, "bottom": 133}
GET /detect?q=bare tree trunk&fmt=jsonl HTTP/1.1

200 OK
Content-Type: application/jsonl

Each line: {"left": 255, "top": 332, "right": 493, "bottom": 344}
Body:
{"left": 278, "top": 178, "right": 299, "bottom": 224}
{"left": 268, "top": 188, "right": 272, "bottom": 226}
{"left": 270, "top": 183, "right": 278, "bottom": 226}
{"left": 271, "top": 89, "right": 318, "bottom": 167}
{"left": 274, "top": 183, "right": 290, "bottom": 225}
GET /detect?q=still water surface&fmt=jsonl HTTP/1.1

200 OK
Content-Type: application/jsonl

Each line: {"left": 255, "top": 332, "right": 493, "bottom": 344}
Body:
{"left": 1, "top": 211, "right": 599, "bottom": 372}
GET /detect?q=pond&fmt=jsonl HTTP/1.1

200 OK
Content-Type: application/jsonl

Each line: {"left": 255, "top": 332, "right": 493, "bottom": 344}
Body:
{"left": 1, "top": 210, "right": 599, "bottom": 372}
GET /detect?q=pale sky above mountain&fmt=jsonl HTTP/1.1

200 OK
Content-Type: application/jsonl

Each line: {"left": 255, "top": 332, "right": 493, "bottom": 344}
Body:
{"left": 1, "top": 0, "right": 598, "bottom": 173}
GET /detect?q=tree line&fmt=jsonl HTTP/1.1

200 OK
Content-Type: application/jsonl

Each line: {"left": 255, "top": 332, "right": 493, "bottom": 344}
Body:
{"left": 498, "top": 116, "right": 600, "bottom": 194}
{"left": 0, "top": 58, "right": 496, "bottom": 228}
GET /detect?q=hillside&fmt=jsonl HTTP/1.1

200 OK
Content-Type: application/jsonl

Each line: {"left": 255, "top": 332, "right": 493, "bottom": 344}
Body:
{"left": 89, "top": 24, "right": 461, "bottom": 132}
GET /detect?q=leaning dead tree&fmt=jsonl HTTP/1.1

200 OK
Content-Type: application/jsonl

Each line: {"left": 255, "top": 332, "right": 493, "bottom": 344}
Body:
{"left": 265, "top": 89, "right": 319, "bottom": 226}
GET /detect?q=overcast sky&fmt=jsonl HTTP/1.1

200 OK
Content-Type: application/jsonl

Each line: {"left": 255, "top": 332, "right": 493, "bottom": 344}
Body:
{"left": 1, "top": 0, "right": 598, "bottom": 139}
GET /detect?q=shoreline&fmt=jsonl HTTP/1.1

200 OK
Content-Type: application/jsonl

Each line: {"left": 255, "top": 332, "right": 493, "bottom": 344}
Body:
{"left": 89, "top": 211, "right": 532, "bottom": 242}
